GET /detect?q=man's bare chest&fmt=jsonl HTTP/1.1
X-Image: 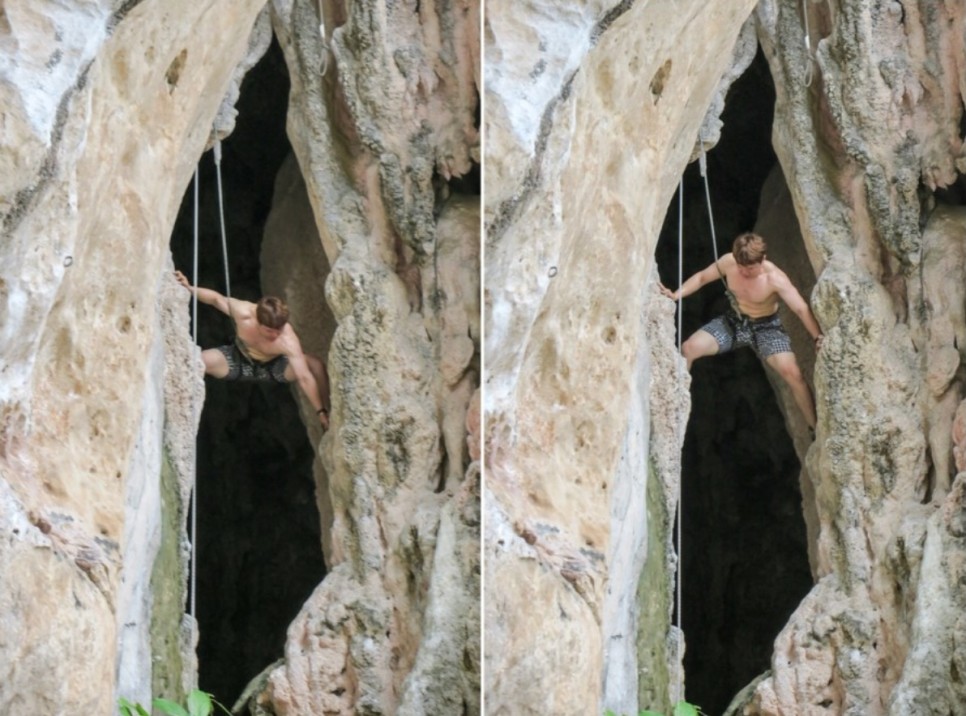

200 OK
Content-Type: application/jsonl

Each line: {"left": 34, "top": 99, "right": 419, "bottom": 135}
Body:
{"left": 728, "top": 274, "right": 778, "bottom": 307}
{"left": 236, "top": 322, "right": 284, "bottom": 360}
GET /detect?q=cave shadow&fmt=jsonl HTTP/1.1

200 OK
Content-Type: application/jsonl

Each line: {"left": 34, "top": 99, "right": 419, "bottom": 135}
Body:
{"left": 169, "top": 36, "right": 329, "bottom": 703}
{"left": 655, "top": 48, "right": 814, "bottom": 715}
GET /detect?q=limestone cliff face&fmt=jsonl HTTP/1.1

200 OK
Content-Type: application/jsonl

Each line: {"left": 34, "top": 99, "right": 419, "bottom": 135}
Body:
{"left": 0, "top": 2, "right": 263, "bottom": 711}
{"left": 748, "top": 2, "right": 966, "bottom": 714}
{"left": 0, "top": 0, "right": 479, "bottom": 714}
{"left": 487, "top": 0, "right": 966, "bottom": 715}
{"left": 484, "top": 2, "right": 756, "bottom": 714}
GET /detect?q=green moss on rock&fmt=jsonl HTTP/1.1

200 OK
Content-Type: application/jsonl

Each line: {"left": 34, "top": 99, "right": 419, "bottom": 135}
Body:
{"left": 636, "top": 457, "right": 672, "bottom": 713}
{"left": 149, "top": 448, "right": 188, "bottom": 702}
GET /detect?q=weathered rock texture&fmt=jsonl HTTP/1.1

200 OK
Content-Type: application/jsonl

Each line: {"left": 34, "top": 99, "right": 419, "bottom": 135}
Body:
{"left": 744, "top": 1, "right": 966, "bottom": 714}
{"left": 484, "top": 1, "right": 757, "bottom": 714}
{"left": 488, "top": 0, "right": 966, "bottom": 714}
{"left": 0, "top": 0, "right": 479, "bottom": 714}
{"left": 0, "top": 1, "right": 265, "bottom": 711}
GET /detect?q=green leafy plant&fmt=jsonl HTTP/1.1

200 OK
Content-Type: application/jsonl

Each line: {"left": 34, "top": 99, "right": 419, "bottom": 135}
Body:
{"left": 119, "top": 688, "right": 229, "bottom": 716}
{"left": 605, "top": 700, "right": 702, "bottom": 716}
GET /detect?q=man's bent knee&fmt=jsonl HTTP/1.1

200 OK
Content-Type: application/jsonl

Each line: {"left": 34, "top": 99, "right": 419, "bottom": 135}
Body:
{"left": 767, "top": 352, "right": 803, "bottom": 384}
{"left": 201, "top": 349, "right": 230, "bottom": 379}
{"left": 682, "top": 331, "right": 719, "bottom": 364}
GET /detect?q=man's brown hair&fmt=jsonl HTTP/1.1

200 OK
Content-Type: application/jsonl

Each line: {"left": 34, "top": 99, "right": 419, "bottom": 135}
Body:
{"left": 256, "top": 296, "right": 289, "bottom": 329}
{"left": 733, "top": 232, "right": 767, "bottom": 266}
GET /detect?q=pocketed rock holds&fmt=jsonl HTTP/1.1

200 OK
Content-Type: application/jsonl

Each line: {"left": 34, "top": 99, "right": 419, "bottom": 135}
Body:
{"left": 0, "top": 0, "right": 479, "bottom": 714}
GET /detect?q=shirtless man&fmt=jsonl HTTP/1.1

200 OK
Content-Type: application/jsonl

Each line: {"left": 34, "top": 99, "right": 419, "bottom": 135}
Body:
{"left": 175, "top": 270, "right": 330, "bottom": 430}
{"left": 660, "top": 232, "right": 823, "bottom": 429}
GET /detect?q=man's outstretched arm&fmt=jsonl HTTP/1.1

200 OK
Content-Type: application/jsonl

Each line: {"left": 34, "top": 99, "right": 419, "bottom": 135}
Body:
{"left": 659, "top": 255, "right": 732, "bottom": 301}
{"left": 175, "top": 270, "right": 249, "bottom": 317}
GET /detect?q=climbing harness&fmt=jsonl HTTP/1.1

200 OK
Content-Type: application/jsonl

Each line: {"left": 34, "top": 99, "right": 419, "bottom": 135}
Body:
{"left": 188, "top": 140, "right": 234, "bottom": 620}
{"left": 317, "top": 0, "right": 330, "bottom": 77}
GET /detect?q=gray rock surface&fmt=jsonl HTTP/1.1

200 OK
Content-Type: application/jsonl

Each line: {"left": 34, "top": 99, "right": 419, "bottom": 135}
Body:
{"left": 0, "top": 0, "right": 479, "bottom": 713}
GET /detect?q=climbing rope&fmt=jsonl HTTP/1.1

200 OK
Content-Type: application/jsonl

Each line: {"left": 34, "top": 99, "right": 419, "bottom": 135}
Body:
{"left": 671, "top": 144, "right": 721, "bottom": 704}
{"left": 699, "top": 146, "right": 719, "bottom": 263}
{"left": 188, "top": 143, "right": 234, "bottom": 620}
{"left": 317, "top": 0, "right": 330, "bottom": 77}
{"left": 674, "top": 176, "right": 684, "bottom": 705}
{"left": 213, "top": 141, "right": 232, "bottom": 302}
{"left": 802, "top": 0, "right": 815, "bottom": 87}
{"left": 189, "top": 167, "right": 199, "bottom": 620}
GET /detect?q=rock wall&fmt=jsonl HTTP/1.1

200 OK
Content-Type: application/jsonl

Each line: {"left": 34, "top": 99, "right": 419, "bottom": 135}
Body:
{"left": 743, "top": 1, "right": 966, "bottom": 713}
{"left": 0, "top": 0, "right": 479, "bottom": 714}
{"left": 239, "top": 1, "right": 480, "bottom": 713}
{"left": 0, "top": 1, "right": 265, "bottom": 711}
{"left": 487, "top": 0, "right": 966, "bottom": 714}
{"left": 483, "top": 1, "right": 757, "bottom": 714}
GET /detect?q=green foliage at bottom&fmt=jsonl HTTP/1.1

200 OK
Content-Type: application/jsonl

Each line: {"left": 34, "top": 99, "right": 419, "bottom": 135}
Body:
{"left": 605, "top": 700, "right": 702, "bottom": 716}
{"left": 118, "top": 688, "right": 230, "bottom": 716}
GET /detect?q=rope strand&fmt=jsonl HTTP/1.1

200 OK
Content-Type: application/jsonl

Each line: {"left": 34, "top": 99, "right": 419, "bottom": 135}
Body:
{"left": 213, "top": 141, "right": 232, "bottom": 301}
{"left": 699, "top": 147, "right": 718, "bottom": 263}
{"left": 803, "top": 0, "right": 815, "bottom": 87}
{"left": 188, "top": 143, "right": 233, "bottom": 622}
{"left": 189, "top": 167, "right": 199, "bottom": 620}
{"left": 318, "top": 0, "right": 329, "bottom": 76}
{"left": 675, "top": 176, "right": 684, "bottom": 705}
{"left": 671, "top": 148, "right": 718, "bottom": 704}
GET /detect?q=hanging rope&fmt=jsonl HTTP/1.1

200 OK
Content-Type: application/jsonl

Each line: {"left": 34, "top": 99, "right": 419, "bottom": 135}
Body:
{"left": 802, "top": 0, "right": 815, "bottom": 87}
{"left": 671, "top": 146, "right": 721, "bottom": 704}
{"left": 317, "top": 0, "right": 330, "bottom": 77}
{"left": 213, "top": 141, "right": 232, "bottom": 302}
{"left": 699, "top": 146, "right": 719, "bottom": 262}
{"left": 674, "top": 176, "right": 685, "bottom": 705}
{"left": 188, "top": 144, "right": 234, "bottom": 620}
{"left": 189, "top": 167, "right": 200, "bottom": 620}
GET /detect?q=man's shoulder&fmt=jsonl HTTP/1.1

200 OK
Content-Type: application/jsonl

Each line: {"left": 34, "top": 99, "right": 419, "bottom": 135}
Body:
{"left": 231, "top": 298, "right": 258, "bottom": 316}
{"left": 279, "top": 325, "right": 304, "bottom": 353}
{"left": 764, "top": 262, "right": 794, "bottom": 289}
{"left": 763, "top": 260, "right": 789, "bottom": 277}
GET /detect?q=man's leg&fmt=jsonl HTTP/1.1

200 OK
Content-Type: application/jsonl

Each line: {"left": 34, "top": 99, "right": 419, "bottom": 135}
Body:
{"left": 201, "top": 348, "right": 230, "bottom": 378}
{"left": 765, "top": 351, "right": 816, "bottom": 429}
{"left": 681, "top": 329, "right": 721, "bottom": 370}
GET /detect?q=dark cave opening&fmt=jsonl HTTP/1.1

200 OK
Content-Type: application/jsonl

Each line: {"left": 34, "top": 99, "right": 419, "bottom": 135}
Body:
{"left": 169, "top": 37, "right": 327, "bottom": 704}
{"left": 655, "top": 49, "right": 814, "bottom": 716}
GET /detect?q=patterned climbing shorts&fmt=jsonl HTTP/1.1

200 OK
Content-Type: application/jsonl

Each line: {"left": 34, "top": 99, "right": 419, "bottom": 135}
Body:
{"left": 700, "top": 310, "right": 793, "bottom": 358}
{"left": 215, "top": 344, "right": 290, "bottom": 383}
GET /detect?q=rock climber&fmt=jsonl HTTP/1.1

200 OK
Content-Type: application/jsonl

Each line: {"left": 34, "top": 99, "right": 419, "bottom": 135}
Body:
{"left": 659, "top": 232, "right": 823, "bottom": 430}
{"left": 175, "top": 270, "right": 331, "bottom": 430}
